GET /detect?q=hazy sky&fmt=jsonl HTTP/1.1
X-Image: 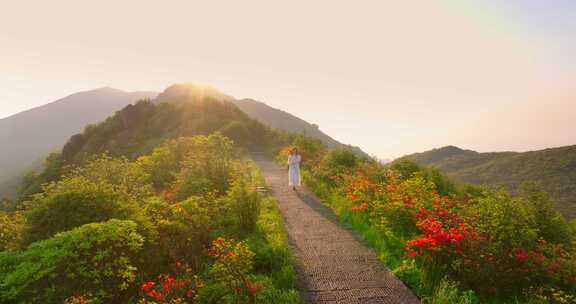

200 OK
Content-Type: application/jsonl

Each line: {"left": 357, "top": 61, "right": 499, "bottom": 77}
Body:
{"left": 1, "top": 0, "right": 575, "bottom": 159}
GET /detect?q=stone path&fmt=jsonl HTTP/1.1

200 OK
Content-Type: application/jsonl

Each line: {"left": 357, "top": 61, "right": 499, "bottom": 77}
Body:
{"left": 254, "top": 157, "right": 420, "bottom": 304}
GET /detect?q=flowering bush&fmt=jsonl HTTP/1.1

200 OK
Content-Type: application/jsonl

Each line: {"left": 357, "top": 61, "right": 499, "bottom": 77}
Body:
{"left": 138, "top": 261, "right": 204, "bottom": 304}
{"left": 155, "top": 195, "right": 225, "bottom": 266}
{"left": 208, "top": 237, "right": 263, "bottom": 303}
{"left": 299, "top": 146, "right": 576, "bottom": 301}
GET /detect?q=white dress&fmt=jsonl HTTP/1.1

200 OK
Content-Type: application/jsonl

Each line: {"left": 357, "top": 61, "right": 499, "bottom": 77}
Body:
{"left": 287, "top": 154, "right": 301, "bottom": 187}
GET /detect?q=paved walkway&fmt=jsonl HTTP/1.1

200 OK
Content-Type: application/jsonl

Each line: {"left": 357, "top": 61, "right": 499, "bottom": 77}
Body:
{"left": 254, "top": 158, "right": 420, "bottom": 304}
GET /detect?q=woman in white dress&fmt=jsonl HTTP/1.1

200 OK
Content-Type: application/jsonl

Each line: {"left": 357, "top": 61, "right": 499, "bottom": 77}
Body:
{"left": 287, "top": 147, "right": 301, "bottom": 190}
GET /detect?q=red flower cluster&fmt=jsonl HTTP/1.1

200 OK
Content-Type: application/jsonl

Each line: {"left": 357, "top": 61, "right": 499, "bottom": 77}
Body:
{"left": 514, "top": 248, "right": 529, "bottom": 262}
{"left": 207, "top": 237, "right": 230, "bottom": 258}
{"left": 406, "top": 218, "right": 469, "bottom": 251}
{"left": 351, "top": 202, "right": 369, "bottom": 212}
{"left": 140, "top": 261, "right": 204, "bottom": 303}
{"left": 405, "top": 203, "right": 475, "bottom": 259}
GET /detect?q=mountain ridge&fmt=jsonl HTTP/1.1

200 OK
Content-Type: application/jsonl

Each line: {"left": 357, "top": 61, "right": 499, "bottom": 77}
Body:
{"left": 0, "top": 88, "right": 158, "bottom": 198}
{"left": 404, "top": 145, "right": 576, "bottom": 218}
{"left": 0, "top": 84, "right": 368, "bottom": 198}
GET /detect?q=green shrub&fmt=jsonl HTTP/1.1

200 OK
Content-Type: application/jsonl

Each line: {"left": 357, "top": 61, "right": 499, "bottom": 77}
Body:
{"left": 228, "top": 176, "right": 262, "bottom": 232}
{"left": 66, "top": 154, "right": 154, "bottom": 202}
{"left": 520, "top": 182, "right": 573, "bottom": 245}
{"left": 156, "top": 195, "right": 227, "bottom": 267}
{"left": 0, "top": 211, "right": 24, "bottom": 251}
{"left": 23, "top": 176, "right": 150, "bottom": 244}
{"left": 171, "top": 134, "right": 236, "bottom": 200}
{"left": 463, "top": 189, "right": 538, "bottom": 248}
{"left": 424, "top": 278, "right": 478, "bottom": 304}
{"left": 314, "top": 148, "right": 360, "bottom": 185}
{"left": 0, "top": 219, "right": 144, "bottom": 303}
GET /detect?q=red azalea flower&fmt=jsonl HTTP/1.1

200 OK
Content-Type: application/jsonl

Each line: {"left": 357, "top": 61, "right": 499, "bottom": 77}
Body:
{"left": 147, "top": 290, "right": 163, "bottom": 300}
{"left": 514, "top": 248, "right": 529, "bottom": 262}
{"left": 187, "top": 289, "right": 195, "bottom": 297}
{"left": 141, "top": 281, "right": 155, "bottom": 290}
{"left": 213, "top": 237, "right": 225, "bottom": 245}
{"left": 163, "top": 275, "right": 174, "bottom": 290}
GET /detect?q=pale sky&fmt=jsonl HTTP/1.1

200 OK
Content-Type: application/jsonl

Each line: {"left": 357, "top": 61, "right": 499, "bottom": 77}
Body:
{"left": 1, "top": 0, "right": 575, "bottom": 159}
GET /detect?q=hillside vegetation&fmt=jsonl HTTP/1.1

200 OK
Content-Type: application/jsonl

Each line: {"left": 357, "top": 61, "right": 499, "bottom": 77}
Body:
{"left": 278, "top": 139, "right": 576, "bottom": 303}
{"left": 404, "top": 146, "right": 576, "bottom": 219}
{"left": 0, "top": 88, "right": 157, "bottom": 199}
{"left": 0, "top": 84, "right": 367, "bottom": 199}
{"left": 0, "top": 93, "right": 301, "bottom": 303}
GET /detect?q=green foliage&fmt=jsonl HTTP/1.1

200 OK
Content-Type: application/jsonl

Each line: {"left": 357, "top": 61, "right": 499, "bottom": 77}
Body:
{"left": 228, "top": 174, "right": 262, "bottom": 233}
{"left": 23, "top": 174, "right": 150, "bottom": 244}
{"left": 208, "top": 238, "right": 260, "bottom": 303}
{"left": 296, "top": 144, "right": 576, "bottom": 303}
{"left": 389, "top": 159, "right": 422, "bottom": 180}
{"left": 171, "top": 134, "right": 236, "bottom": 200}
{"left": 137, "top": 136, "right": 229, "bottom": 190}
{"left": 3, "top": 92, "right": 302, "bottom": 302}
{"left": 0, "top": 198, "right": 17, "bottom": 212}
{"left": 314, "top": 148, "right": 360, "bottom": 185}
{"left": 66, "top": 154, "right": 153, "bottom": 201}
{"left": 0, "top": 212, "right": 24, "bottom": 251}
{"left": 18, "top": 153, "right": 63, "bottom": 202}
{"left": 0, "top": 219, "right": 144, "bottom": 303}
{"left": 465, "top": 189, "right": 538, "bottom": 248}
{"left": 524, "top": 286, "right": 576, "bottom": 304}
{"left": 424, "top": 278, "right": 479, "bottom": 304}
{"left": 520, "top": 182, "right": 573, "bottom": 244}
{"left": 276, "top": 134, "right": 327, "bottom": 169}
{"left": 156, "top": 195, "right": 226, "bottom": 267}
{"left": 389, "top": 159, "right": 456, "bottom": 196}
{"left": 404, "top": 145, "right": 576, "bottom": 219}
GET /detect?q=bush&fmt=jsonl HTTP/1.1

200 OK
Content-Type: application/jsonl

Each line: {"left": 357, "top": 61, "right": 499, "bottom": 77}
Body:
{"left": 171, "top": 134, "right": 236, "bottom": 200}
{"left": 0, "top": 219, "right": 144, "bottom": 303}
{"left": 0, "top": 211, "right": 24, "bottom": 251}
{"left": 138, "top": 261, "right": 204, "bottom": 303}
{"left": 275, "top": 135, "right": 326, "bottom": 170}
{"left": 298, "top": 146, "right": 576, "bottom": 301}
{"left": 228, "top": 175, "right": 262, "bottom": 232}
{"left": 520, "top": 183, "right": 573, "bottom": 245}
{"left": 23, "top": 176, "right": 150, "bottom": 244}
{"left": 208, "top": 237, "right": 261, "bottom": 303}
{"left": 66, "top": 154, "right": 154, "bottom": 202}
{"left": 156, "top": 195, "right": 227, "bottom": 267}
{"left": 314, "top": 148, "right": 360, "bottom": 185}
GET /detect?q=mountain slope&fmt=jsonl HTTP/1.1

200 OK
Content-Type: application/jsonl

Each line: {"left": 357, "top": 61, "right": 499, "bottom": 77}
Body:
{"left": 0, "top": 88, "right": 157, "bottom": 198}
{"left": 234, "top": 99, "right": 367, "bottom": 156}
{"left": 153, "top": 83, "right": 368, "bottom": 156}
{"left": 15, "top": 87, "right": 290, "bottom": 201}
{"left": 404, "top": 145, "right": 576, "bottom": 218}
{"left": 2, "top": 83, "right": 368, "bottom": 199}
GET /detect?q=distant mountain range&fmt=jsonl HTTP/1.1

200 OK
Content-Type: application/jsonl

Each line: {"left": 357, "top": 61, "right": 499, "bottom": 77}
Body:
{"left": 404, "top": 145, "right": 576, "bottom": 219}
{"left": 0, "top": 84, "right": 367, "bottom": 199}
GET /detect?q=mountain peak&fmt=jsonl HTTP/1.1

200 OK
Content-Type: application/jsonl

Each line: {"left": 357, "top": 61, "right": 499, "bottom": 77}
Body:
{"left": 437, "top": 145, "right": 466, "bottom": 153}
{"left": 154, "top": 83, "right": 233, "bottom": 104}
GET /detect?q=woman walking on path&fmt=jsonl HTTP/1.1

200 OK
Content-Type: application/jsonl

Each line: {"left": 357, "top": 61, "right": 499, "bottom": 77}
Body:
{"left": 287, "top": 147, "right": 301, "bottom": 190}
